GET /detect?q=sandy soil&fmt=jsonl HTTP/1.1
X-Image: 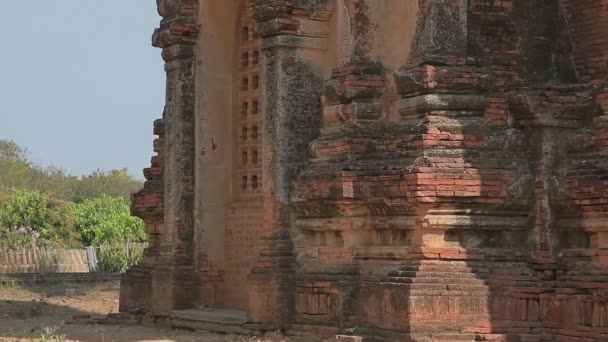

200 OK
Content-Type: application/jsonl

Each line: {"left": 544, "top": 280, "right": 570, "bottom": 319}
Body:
{"left": 0, "top": 281, "right": 280, "bottom": 342}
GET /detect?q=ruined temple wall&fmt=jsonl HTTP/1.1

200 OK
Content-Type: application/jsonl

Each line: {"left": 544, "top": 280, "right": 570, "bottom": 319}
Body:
{"left": 325, "top": 0, "right": 418, "bottom": 72}
{"left": 291, "top": 0, "right": 534, "bottom": 337}
{"left": 547, "top": 2, "right": 608, "bottom": 340}
{"left": 289, "top": 1, "right": 608, "bottom": 340}
{"left": 563, "top": 0, "right": 608, "bottom": 87}
{"left": 120, "top": 1, "right": 608, "bottom": 340}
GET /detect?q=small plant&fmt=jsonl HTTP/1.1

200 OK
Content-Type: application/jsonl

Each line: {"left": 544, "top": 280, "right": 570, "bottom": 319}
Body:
{"left": 0, "top": 228, "right": 37, "bottom": 249}
{"left": 39, "top": 325, "right": 66, "bottom": 342}
{"left": 97, "top": 242, "right": 144, "bottom": 272}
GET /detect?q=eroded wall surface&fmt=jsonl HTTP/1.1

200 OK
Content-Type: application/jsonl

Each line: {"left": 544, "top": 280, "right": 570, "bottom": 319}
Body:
{"left": 121, "top": 1, "right": 608, "bottom": 340}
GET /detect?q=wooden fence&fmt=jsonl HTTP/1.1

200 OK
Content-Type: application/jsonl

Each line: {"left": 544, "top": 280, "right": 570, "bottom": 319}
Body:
{"left": 0, "top": 243, "right": 147, "bottom": 274}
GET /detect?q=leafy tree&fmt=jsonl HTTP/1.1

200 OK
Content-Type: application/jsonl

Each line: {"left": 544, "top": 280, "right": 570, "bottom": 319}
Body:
{"left": 71, "top": 168, "right": 143, "bottom": 202}
{"left": 0, "top": 139, "right": 143, "bottom": 202}
{"left": 67, "top": 195, "right": 146, "bottom": 246}
{"left": 0, "top": 139, "right": 28, "bottom": 162}
{"left": 0, "top": 189, "right": 79, "bottom": 248}
{"left": 0, "top": 139, "right": 146, "bottom": 248}
{"left": 0, "top": 189, "right": 57, "bottom": 233}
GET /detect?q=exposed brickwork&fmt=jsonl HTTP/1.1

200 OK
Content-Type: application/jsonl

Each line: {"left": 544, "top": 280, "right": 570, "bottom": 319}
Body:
{"left": 122, "top": 0, "right": 608, "bottom": 340}
{"left": 121, "top": 0, "right": 200, "bottom": 314}
{"left": 563, "top": 0, "right": 608, "bottom": 85}
{"left": 131, "top": 118, "right": 165, "bottom": 256}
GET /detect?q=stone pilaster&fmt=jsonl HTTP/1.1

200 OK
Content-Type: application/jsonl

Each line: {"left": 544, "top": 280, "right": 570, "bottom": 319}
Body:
{"left": 248, "top": 0, "right": 332, "bottom": 325}
{"left": 120, "top": 0, "right": 200, "bottom": 315}
{"left": 153, "top": 0, "right": 200, "bottom": 312}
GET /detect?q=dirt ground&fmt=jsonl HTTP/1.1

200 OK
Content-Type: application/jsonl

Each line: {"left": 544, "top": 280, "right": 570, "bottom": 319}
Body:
{"left": 0, "top": 281, "right": 281, "bottom": 342}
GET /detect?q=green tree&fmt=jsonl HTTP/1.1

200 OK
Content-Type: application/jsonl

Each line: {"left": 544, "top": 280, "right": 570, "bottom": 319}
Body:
{"left": 0, "top": 139, "right": 143, "bottom": 202}
{"left": 0, "top": 189, "right": 79, "bottom": 248}
{"left": 71, "top": 168, "right": 143, "bottom": 202}
{"left": 67, "top": 195, "right": 146, "bottom": 246}
{"left": 0, "top": 139, "right": 146, "bottom": 248}
{"left": 0, "top": 139, "right": 33, "bottom": 193}
{"left": 0, "top": 139, "right": 28, "bottom": 162}
{"left": 0, "top": 189, "right": 56, "bottom": 232}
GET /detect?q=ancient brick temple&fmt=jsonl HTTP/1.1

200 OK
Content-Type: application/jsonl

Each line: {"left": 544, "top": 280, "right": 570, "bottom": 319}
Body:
{"left": 121, "top": 0, "right": 608, "bottom": 340}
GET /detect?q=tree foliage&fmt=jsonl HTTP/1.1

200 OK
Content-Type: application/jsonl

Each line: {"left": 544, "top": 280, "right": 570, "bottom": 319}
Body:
{"left": 67, "top": 195, "right": 146, "bottom": 246}
{"left": 0, "top": 139, "right": 147, "bottom": 249}
{"left": 0, "top": 189, "right": 80, "bottom": 248}
{"left": 71, "top": 169, "right": 143, "bottom": 202}
{"left": 0, "top": 139, "right": 143, "bottom": 202}
{"left": 0, "top": 189, "right": 55, "bottom": 232}
{"left": 0, "top": 139, "right": 28, "bottom": 162}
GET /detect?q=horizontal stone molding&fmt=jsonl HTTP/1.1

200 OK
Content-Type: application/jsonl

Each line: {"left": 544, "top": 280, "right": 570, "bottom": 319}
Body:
{"left": 296, "top": 216, "right": 418, "bottom": 231}
{"left": 399, "top": 94, "right": 487, "bottom": 119}
{"left": 262, "top": 35, "right": 328, "bottom": 50}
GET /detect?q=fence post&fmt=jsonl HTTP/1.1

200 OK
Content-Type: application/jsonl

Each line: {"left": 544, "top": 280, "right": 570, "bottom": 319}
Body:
{"left": 85, "top": 246, "right": 98, "bottom": 272}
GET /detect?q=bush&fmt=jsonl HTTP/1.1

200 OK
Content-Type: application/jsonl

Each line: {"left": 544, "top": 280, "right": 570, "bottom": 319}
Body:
{"left": 39, "top": 326, "right": 66, "bottom": 342}
{"left": 0, "top": 189, "right": 78, "bottom": 248}
{"left": 0, "top": 140, "right": 147, "bottom": 249}
{"left": 0, "top": 189, "right": 56, "bottom": 233}
{"left": 67, "top": 195, "right": 146, "bottom": 246}
{"left": 97, "top": 243, "right": 144, "bottom": 272}
{"left": 1, "top": 229, "right": 37, "bottom": 249}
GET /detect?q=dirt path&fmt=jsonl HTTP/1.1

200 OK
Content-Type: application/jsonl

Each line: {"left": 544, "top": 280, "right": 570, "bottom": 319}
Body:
{"left": 0, "top": 281, "right": 276, "bottom": 342}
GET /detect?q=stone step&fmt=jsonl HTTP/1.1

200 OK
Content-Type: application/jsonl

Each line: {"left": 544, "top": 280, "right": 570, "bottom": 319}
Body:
{"left": 169, "top": 308, "right": 258, "bottom": 335}
{"left": 171, "top": 308, "right": 248, "bottom": 325}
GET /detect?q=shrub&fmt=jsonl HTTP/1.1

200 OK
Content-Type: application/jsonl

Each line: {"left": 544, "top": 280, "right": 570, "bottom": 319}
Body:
{"left": 39, "top": 326, "right": 66, "bottom": 342}
{"left": 97, "top": 243, "right": 144, "bottom": 272}
{"left": 67, "top": 195, "right": 145, "bottom": 246}
{"left": 0, "top": 189, "right": 56, "bottom": 234}
{"left": 0, "top": 228, "right": 37, "bottom": 249}
{"left": 0, "top": 189, "right": 77, "bottom": 248}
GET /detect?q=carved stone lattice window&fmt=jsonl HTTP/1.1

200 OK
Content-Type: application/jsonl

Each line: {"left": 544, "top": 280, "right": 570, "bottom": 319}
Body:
{"left": 236, "top": 6, "right": 262, "bottom": 196}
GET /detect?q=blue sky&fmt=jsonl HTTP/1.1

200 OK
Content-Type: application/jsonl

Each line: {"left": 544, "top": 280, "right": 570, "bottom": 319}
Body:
{"left": 0, "top": 1, "right": 165, "bottom": 178}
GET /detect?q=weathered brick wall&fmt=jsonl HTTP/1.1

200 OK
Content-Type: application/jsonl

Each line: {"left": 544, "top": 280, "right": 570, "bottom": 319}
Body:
{"left": 121, "top": 0, "right": 608, "bottom": 340}
{"left": 130, "top": 118, "right": 165, "bottom": 257}
{"left": 563, "top": 0, "right": 608, "bottom": 85}
{"left": 120, "top": 117, "right": 165, "bottom": 313}
{"left": 548, "top": 2, "right": 608, "bottom": 341}
{"left": 291, "top": 0, "right": 608, "bottom": 340}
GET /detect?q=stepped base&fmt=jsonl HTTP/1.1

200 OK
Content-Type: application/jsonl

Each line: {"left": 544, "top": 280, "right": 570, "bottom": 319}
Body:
{"left": 171, "top": 308, "right": 249, "bottom": 324}
{"left": 169, "top": 308, "right": 258, "bottom": 335}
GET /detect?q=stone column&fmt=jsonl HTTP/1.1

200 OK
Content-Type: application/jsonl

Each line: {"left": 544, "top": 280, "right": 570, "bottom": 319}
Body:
{"left": 151, "top": 0, "right": 200, "bottom": 313}
{"left": 120, "top": 0, "right": 199, "bottom": 315}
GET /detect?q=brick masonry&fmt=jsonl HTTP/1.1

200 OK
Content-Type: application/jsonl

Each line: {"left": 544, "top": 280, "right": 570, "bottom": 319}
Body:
{"left": 121, "top": 1, "right": 608, "bottom": 341}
